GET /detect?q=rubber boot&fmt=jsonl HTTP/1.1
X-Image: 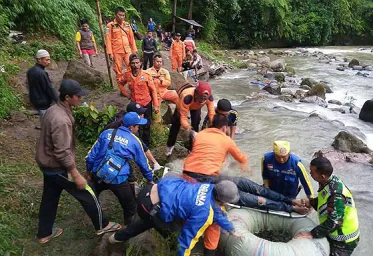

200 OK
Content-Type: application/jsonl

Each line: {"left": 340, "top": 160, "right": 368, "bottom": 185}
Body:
{"left": 204, "top": 248, "right": 216, "bottom": 256}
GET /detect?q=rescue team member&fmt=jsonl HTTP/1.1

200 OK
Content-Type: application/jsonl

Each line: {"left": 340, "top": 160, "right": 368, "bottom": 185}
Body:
{"left": 27, "top": 49, "right": 58, "bottom": 126}
{"left": 166, "top": 81, "right": 215, "bottom": 156}
{"left": 142, "top": 30, "right": 157, "bottom": 70}
{"left": 109, "top": 177, "right": 240, "bottom": 256}
{"left": 202, "top": 99, "right": 239, "bottom": 139}
{"left": 183, "top": 114, "right": 248, "bottom": 255}
{"left": 35, "top": 80, "right": 120, "bottom": 244}
{"left": 119, "top": 54, "right": 159, "bottom": 147}
{"left": 262, "top": 141, "right": 314, "bottom": 199}
{"left": 86, "top": 112, "right": 154, "bottom": 225}
{"left": 75, "top": 18, "right": 98, "bottom": 68}
{"left": 295, "top": 157, "right": 359, "bottom": 256}
{"left": 106, "top": 7, "right": 137, "bottom": 82}
{"left": 170, "top": 33, "right": 185, "bottom": 72}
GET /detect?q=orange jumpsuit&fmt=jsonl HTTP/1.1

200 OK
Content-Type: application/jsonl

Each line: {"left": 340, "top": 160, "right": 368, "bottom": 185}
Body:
{"left": 183, "top": 128, "right": 248, "bottom": 250}
{"left": 146, "top": 67, "right": 178, "bottom": 104}
{"left": 120, "top": 70, "right": 159, "bottom": 108}
{"left": 106, "top": 20, "right": 137, "bottom": 82}
{"left": 170, "top": 40, "right": 185, "bottom": 72}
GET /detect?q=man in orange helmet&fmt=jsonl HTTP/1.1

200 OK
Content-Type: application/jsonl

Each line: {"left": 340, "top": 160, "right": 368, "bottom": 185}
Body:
{"left": 170, "top": 33, "right": 185, "bottom": 72}
{"left": 106, "top": 7, "right": 137, "bottom": 82}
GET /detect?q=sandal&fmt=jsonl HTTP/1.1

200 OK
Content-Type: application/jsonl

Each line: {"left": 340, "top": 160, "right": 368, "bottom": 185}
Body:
{"left": 96, "top": 222, "right": 122, "bottom": 235}
{"left": 39, "top": 227, "right": 63, "bottom": 244}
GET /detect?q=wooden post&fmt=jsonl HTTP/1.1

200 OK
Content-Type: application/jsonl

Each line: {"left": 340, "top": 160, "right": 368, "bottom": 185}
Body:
{"left": 96, "top": 0, "right": 114, "bottom": 88}
{"left": 172, "top": 0, "right": 177, "bottom": 33}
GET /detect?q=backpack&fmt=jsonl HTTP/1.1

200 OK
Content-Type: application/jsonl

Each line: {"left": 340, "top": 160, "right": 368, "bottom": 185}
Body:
{"left": 95, "top": 129, "right": 128, "bottom": 183}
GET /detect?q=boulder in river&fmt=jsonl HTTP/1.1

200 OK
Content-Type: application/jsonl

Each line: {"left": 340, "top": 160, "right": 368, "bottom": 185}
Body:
{"left": 285, "top": 66, "right": 296, "bottom": 76}
{"left": 359, "top": 100, "right": 373, "bottom": 123}
{"left": 300, "top": 96, "right": 328, "bottom": 108}
{"left": 274, "top": 72, "right": 285, "bottom": 82}
{"left": 269, "top": 59, "right": 286, "bottom": 72}
{"left": 319, "top": 81, "right": 333, "bottom": 93}
{"left": 352, "top": 65, "right": 363, "bottom": 71}
{"left": 63, "top": 60, "right": 108, "bottom": 89}
{"left": 330, "top": 108, "right": 346, "bottom": 114}
{"left": 306, "top": 83, "right": 326, "bottom": 99}
{"left": 348, "top": 59, "right": 360, "bottom": 68}
{"left": 328, "top": 100, "right": 342, "bottom": 105}
{"left": 300, "top": 84, "right": 312, "bottom": 91}
{"left": 336, "top": 66, "right": 346, "bottom": 71}
{"left": 356, "top": 72, "right": 369, "bottom": 77}
{"left": 313, "top": 149, "right": 372, "bottom": 164}
{"left": 301, "top": 77, "right": 317, "bottom": 88}
{"left": 364, "top": 65, "right": 373, "bottom": 71}
{"left": 332, "top": 131, "right": 372, "bottom": 154}
{"left": 258, "top": 56, "right": 271, "bottom": 67}
{"left": 278, "top": 95, "right": 294, "bottom": 102}
{"left": 209, "top": 64, "right": 225, "bottom": 78}
{"left": 263, "top": 84, "right": 281, "bottom": 95}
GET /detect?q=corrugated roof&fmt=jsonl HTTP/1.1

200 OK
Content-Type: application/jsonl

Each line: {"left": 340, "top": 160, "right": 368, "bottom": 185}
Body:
{"left": 176, "top": 16, "right": 203, "bottom": 27}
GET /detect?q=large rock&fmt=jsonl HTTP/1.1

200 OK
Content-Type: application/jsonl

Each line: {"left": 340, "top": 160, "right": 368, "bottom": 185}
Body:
{"left": 63, "top": 60, "right": 108, "bottom": 89}
{"left": 269, "top": 59, "right": 286, "bottom": 72}
{"left": 348, "top": 59, "right": 359, "bottom": 68}
{"left": 169, "top": 71, "right": 194, "bottom": 90}
{"left": 352, "top": 65, "right": 363, "bottom": 71}
{"left": 300, "top": 96, "right": 328, "bottom": 108}
{"left": 328, "top": 99, "right": 342, "bottom": 105}
{"left": 332, "top": 131, "right": 372, "bottom": 154}
{"left": 364, "top": 65, "right": 373, "bottom": 71}
{"left": 262, "top": 84, "right": 281, "bottom": 95}
{"left": 258, "top": 56, "right": 271, "bottom": 67}
{"left": 306, "top": 83, "right": 326, "bottom": 99}
{"left": 209, "top": 64, "right": 225, "bottom": 78}
{"left": 301, "top": 77, "right": 317, "bottom": 88}
{"left": 274, "top": 72, "right": 285, "bottom": 82}
{"left": 359, "top": 100, "right": 373, "bottom": 123}
{"left": 319, "top": 81, "right": 333, "bottom": 93}
{"left": 313, "top": 149, "right": 372, "bottom": 164}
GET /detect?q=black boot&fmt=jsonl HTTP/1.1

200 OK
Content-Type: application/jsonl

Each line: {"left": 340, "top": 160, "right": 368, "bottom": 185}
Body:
{"left": 204, "top": 248, "right": 216, "bottom": 256}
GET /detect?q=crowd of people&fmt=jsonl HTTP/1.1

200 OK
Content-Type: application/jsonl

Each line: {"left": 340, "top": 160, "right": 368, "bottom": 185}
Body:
{"left": 26, "top": 6, "right": 360, "bottom": 256}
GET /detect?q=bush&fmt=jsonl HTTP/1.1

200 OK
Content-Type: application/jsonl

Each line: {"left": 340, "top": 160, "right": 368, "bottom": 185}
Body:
{"left": 73, "top": 104, "right": 118, "bottom": 145}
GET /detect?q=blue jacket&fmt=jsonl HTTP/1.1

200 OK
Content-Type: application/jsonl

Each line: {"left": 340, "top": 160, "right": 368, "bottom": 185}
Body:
{"left": 86, "top": 127, "right": 153, "bottom": 184}
{"left": 262, "top": 152, "right": 314, "bottom": 198}
{"left": 157, "top": 178, "right": 234, "bottom": 256}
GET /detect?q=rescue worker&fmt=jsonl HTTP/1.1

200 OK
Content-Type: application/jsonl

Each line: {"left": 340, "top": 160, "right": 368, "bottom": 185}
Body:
{"left": 119, "top": 54, "right": 159, "bottom": 147}
{"left": 202, "top": 99, "right": 239, "bottom": 139}
{"left": 170, "top": 33, "right": 185, "bottom": 72}
{"left": 76, "top": 19, "right": 98, "bottom": 67}
{"left": 183, "top": 113, "right": 248, "bottom": 255}
{"left": 166, "top": 81, "right": 215, "bottom": 156}
{"left": 294, "top": 157, "right": 359, "bottom": 256}
{"left": 86, "top": 112, "right": 154, "bottom": 225}
{"left": 106, "top": 7, "right": 137, "bottom": 82}
{"left": 142, "top": 30, "right": 157, "bottom": 70}
{"left": 109, "top": 177, "right": 239, "bottom": 256}
{"left": 262, "top": 141, "right": 314, "bottom": 199}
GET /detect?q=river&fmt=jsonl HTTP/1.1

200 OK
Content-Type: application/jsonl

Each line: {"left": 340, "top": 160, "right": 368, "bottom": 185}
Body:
{"left": 170, "top": 47, "right": 373, "bottom": 255}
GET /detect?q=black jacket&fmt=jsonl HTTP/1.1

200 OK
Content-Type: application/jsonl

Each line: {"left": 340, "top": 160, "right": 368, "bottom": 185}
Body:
{"left": 142, "top": 37, "right": 157, "bottom": 52}
{"left": 26, "top": 64, "right": 58, "bottom": 110}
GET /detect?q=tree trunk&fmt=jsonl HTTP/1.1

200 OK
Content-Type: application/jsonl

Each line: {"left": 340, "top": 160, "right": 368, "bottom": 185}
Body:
{"left": 172, "top": 0, "right": 177, "bottom": 33}
{"left": 188, "top": 0, "right": 193, "bottom": 19}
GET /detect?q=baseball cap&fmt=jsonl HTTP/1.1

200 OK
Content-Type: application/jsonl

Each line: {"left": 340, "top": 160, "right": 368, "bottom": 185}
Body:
{"left": 59, "top": 79, "right": 88, "bottom": 96}
{"left": 36, "top": 49, "right": 50, "bottom": 59}
{"left": 126, "top": 102, "right": 147, "bottom": 115}
{"left": 195, "top": 81, "right": 212, "bottom": 96}
{"left": 273, "top": 141, "right": 290, "bottom": 156}
{"left": 214, "top": 180, "right": 240, "bottom": 203}
{"left": 123, "top": 112, "right": 147, "bottom": 127}
{"left": 217, "top": 99, "right": 231, "bottom": 112}
{"left": 129, "top": 53, "right": 140, "bottom": 63}
{"left": 175, "top": 33, "right": 181, "bottom": 36}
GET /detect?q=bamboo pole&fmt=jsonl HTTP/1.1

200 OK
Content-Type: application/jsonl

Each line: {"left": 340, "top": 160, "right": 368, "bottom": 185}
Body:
{"left": 96, "top": 0, "right": 114, "bottom": 88}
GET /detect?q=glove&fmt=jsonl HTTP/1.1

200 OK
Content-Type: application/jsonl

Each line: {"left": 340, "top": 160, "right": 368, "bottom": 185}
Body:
{"left": 153, "top": 162, "right": 162, "bottom": 171}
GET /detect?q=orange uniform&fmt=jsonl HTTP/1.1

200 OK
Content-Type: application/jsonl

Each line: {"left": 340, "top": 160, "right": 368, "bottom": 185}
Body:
{"left": 106, "top": 20, "right": 137, "bottom": 81}
{"left": 146, "top": 67, "right": 178, "bottom": 104}
{"left": 183, "top": 127, "right": 247, "bottom": 250}
{"left": 178, "top": 87, "right": 215, "bottom": 130}
{"left": 120, "top": 70, "right": 159, "bottom": 108}
{"left": 170, "top": 40, "right": 185, "bottom": 72}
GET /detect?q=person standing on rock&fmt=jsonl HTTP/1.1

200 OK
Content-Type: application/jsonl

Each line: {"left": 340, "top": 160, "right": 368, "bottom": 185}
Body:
{"left": 109, "top": 177, "right": 239, "bottom": 256}
{"left": 76, "top": 19, "right": 98, "bottom": 68}
{"left": 27, "top": 49, "right": 58, "bottom": 128}
{"left": 166, "top": 81, "right": 215, "bottom": 156}
{"left": 201, "top": 99, "right": 238, "bottom": 139}
{"left": 35, "top": 79, "right": 121, "bottom": 244}
{"left": 262, "top": 141, "right": 315, "bottom": 199}
{"left": 86, "top": 112, "right": 155, "bottom": 225}
{"left": 119, "top": 54, "right": 159, "bottom": 146}
{"left": 142, "top": 30, "right": 157, "bottom": 70}
{"left": 170, "top": 33, "right": 185, "bottom": 72}
{"left": 106, "top": 7, "right": 137, "bottom": 82}
{"left": 295, "top": 157, "right": 359, "bottom": 256}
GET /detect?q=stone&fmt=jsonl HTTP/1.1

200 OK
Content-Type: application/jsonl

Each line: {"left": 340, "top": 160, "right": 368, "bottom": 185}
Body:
{"left": 279, "top": 95, "right": 294, "bottom": 102}
{"left": 262, "top": 84, "right": 281, "bottom": 95}
{"left": 300, "top": 96, "right": 328, "bottom": 108}
{"left": 63, "top": 60, "right": 108, "bottom": 89}
{"left": 247, "top": 63, "right": 257, "bottom": 69}
{"left": 301, "top": 77, "right": 317, "bottom": 87}
{"left": 359, "top": 100, "right": 373, "bottom": 123}
{"left": 332, "top": 131, "right": 372, "bottom": 154}
{"left": 306, "top": 83, "right": 326, "bottom": 99}
{"left": 274, "top": 72, "right": 285, "bottom": 82}
{"left": 269, "top": 59, "right": 286, "bottom": 72}
{"left": 248, "top": 50, "right": 255, "bottom": 55}
{"left": 352, "top": 65, "right": 363, "bottom": 71}
{"left": 285, "top": 66, "right": 296, "bottom": 75}
{"left": 309, "top": 113, "right": 322, "bottom": 119}
{"left": 364, "top": 66, "right": 373, "bottom": 71}
{"left": 330, "top": 108, "right": 346, "bottom": 114}
{"left": 209, "top": 64, "right": 225, "bottom": 78}
{"left": 258, "top": 56, "right": 271, "bottom": 67}
{"left": 264, "top": 72, "right": 275, "bottom": 80}
{"left": 294, "top": 89, "right": 307, "bottom": 99}
{"left": 169, "top": 71, "right": 188, "bottom": 90}
{"left": 336, "top": 66, "right": 345, "bottom": 71}
{"left": 300, "top": 84, "right": 311, "bottom": 91}
{"left": 328, "top": 100, "right": 342, "bottom": 105}
{"left": 259, "top": 51, "right": 265, "bottom": 54}
{"left": 343, "top": 58, "right": 349, "bottom": 62}
{"left": 356, "top": 72, "right": 369, "bottom": 77}
{"left": 319, "top": 81, "right": 333, "bottom": 93}
{"left": 348, "top": 59, "right": 359, "bottom": 68}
